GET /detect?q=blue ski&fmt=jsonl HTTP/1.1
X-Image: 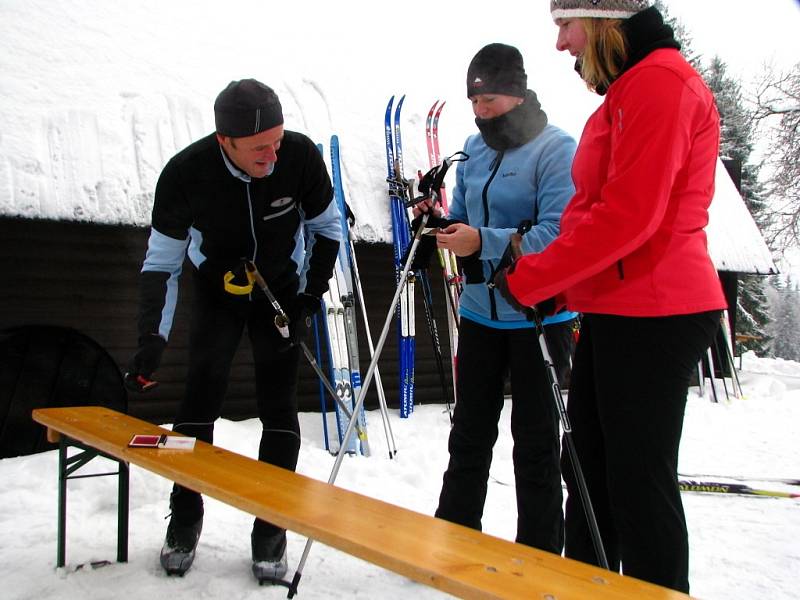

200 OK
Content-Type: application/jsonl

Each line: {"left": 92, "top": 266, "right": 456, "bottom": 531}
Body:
{"left": 329, "top": 135, "right": 370, "bottom": 456}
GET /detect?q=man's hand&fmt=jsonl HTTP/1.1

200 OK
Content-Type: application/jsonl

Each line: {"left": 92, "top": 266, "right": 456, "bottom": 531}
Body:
{"left": 411, "top": 197, "right": 444, "bottom": 219}
{"left": 124, "top": 334, "right": 166, "bottom": 392}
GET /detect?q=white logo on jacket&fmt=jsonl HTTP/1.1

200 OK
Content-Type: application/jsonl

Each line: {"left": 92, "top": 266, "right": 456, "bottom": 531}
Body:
{"left": 270, "top": 196, "right": 294, "bottom": 208}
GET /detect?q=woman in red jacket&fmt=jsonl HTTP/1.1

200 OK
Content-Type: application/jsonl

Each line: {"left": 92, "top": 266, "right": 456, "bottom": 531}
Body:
{"left": 495, "top": 1, "right": 726, "bottom": 592}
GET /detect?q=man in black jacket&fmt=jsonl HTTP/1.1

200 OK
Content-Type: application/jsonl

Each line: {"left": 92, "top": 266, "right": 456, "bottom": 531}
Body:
{"left": 126, "top": 79, "right": 341, "bottom": 582}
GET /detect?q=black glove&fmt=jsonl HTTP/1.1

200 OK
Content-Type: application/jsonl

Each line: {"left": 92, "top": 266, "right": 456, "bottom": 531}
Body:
{"left": 535, "top": 297, "right": 558, "bottom": 317}
{"left": 124, "top": 334, "right": 166, "bottom": 392}
{"left": 492, "top": 264, "right": 528, "bottom": 314}
{"left": 492, "top": 266, "right": 558, "bottom": 317}
{"left": 407, "top": 214, "right": 458, "bottom": 271}
{"left": 287, "top": 293, "right": 321, "bottom": 348}
{"left": 458, "top": 252, "right": 485, "bottom": 284}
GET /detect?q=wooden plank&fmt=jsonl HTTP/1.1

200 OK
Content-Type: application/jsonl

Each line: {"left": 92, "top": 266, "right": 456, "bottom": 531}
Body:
{"left": 32, "top": 406, "right": 693, "bottom": 600}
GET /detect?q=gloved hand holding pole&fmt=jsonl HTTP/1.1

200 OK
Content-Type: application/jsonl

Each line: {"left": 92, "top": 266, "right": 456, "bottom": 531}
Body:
{"left": 494, "top": 222, "right": 609, "bottom": 570}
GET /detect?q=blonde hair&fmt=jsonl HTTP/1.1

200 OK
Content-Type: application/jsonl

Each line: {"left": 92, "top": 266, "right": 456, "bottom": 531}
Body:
{"left": 578, "top": 18, "right": 628, "bottom": 92}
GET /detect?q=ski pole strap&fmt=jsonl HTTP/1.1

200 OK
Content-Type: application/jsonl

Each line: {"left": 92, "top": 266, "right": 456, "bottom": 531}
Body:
{"left": 223, "top": 266, "right": 256, "bottom": 295}
{"left": 405, "top": 151, "right": 469, "bottom": 209}
{"left": 488, "top": 219, "right": 532, "bottom": 284}
{"left": 244, "top": 261, "right": 291, "bottom": 338}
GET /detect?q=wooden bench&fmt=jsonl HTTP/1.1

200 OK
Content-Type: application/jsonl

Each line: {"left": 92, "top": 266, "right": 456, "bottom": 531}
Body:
{"left": 32, "top": 406, "right": 692, "bottom": 599}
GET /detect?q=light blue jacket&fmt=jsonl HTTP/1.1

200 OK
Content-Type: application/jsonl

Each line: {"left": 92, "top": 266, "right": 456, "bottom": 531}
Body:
{"left": 449, "top": 123, "right": 577, "bottom": 327}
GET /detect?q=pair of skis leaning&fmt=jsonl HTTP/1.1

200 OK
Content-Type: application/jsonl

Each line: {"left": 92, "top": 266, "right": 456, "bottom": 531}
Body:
{"left": 385, "top": 95, "right": 416, "bottom": 418}
{"left": 425, "top": 100, "right": 461, "bottom": 418}
{"left": 314, "top": 137, "right": 398, "bottom": 458}
{"left": 385, "top": 95, "right": 462, "bottom": 419}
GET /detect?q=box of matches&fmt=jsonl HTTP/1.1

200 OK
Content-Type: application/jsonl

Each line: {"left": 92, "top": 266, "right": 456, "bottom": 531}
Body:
{"left": 128, "top": 434, "right": 196, "bottom": 450}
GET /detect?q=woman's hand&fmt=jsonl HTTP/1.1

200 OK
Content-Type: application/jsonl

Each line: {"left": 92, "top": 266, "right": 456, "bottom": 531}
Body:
{"left": 436, "top": 222, "right": 481, "bottom": 256}
{"left": 412, "top": 198, "right": 443, "bottom": 218}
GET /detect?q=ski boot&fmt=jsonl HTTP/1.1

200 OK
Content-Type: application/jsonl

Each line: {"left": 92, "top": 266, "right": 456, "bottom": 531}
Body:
{"left": 251, "top": 529, "right": 288, "bottom": 585}
{"left": 160, "top": 515, "right": 203, "bottom": 576}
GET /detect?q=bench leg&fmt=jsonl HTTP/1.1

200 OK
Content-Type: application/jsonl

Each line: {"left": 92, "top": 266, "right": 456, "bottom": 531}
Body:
{"left": 57, "top": 438, "right": 68, "bottom": 569}
{"left": 118, "top": 462, "right": 129, "bottom": 562}
{"left": 52, "top": 437, "right": 130, "bottom": 568}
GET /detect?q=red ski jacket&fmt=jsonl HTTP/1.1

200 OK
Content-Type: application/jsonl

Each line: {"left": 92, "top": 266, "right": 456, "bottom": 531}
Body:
{"left": 507, "top": 49, "right": 727, "bottom": 317}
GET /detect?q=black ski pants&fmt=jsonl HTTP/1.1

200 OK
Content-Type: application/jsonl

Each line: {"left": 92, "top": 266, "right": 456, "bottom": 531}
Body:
{"left": 169, "top": 279, "right": 301, "bottom": 540}
{"left": 562, "top": 311, "right": 721, "bottom": 593}
{"left": 435, "top": 318, "right": 564, "bottom": 553}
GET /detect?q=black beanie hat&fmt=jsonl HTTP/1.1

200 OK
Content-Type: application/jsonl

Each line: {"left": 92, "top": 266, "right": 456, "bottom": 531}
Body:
{"left": 466, "top": 43, "right": 527, "bottom": 98}
{"left": 214, "top": 79, "right": 284, "bottom": 138}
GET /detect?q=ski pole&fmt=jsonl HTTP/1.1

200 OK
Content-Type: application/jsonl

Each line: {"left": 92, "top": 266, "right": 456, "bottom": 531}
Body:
{"left": 312, "top": 315, "right": 331, "bottom": 451}
{"left": 719, "top": 310, "right": 743, "bottom": 398}
{"left": 530, "top": 305, "right": 609, "bottom": 570}
{"left": 418, "top": 266, "right": 454, "bottom": 421}
{"left": 704, "top": 347, "right": 719, "bottom": 403}
{"left": 289, "top": 152, "right": 464, "bottom": 596}
{"left": 244, "top": 261, "right": 290, "bottom": 336}
{"left": 347, "top": 230, "right": 398, "bottom": 458}
{"left": 245, "top": 262, "right": 368, "bottom": 439}
{"left": 711, "top": 338, "right": 731, "bottom": 401}
{"left": 492, "top": 224, "right": 609, "bottom": 571}
{"left": 288, "top": 212, "right": 431, "bottom": 598}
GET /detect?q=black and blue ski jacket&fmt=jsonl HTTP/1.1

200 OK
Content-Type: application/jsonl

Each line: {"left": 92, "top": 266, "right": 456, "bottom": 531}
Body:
{"left": 136, "top": 130, "right": 341, "bottom": 340}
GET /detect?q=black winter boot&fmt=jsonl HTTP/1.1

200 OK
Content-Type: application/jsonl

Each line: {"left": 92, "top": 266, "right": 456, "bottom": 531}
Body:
{"left": 251, "top": 529, "right": 288, "bottom": 584}
{"left": 160, "top": 515, "right": 203, "bottom": 575}
{"left": 159, "top": 486, "right": 204, "bottom": 576}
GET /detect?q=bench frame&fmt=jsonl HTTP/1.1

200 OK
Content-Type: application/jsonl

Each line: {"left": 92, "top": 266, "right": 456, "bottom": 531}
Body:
{"left": 53, "top": 435, "right": 130, "bottom": 567}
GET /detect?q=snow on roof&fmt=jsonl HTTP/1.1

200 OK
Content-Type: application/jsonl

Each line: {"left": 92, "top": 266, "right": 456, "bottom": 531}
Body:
{"left": 707, "top": 159, "right": 777, "bottom": 275}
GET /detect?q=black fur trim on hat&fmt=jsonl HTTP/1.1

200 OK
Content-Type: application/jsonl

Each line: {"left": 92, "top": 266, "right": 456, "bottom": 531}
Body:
{"left": 214, "top": 79, "right": 284, "bottom": 138}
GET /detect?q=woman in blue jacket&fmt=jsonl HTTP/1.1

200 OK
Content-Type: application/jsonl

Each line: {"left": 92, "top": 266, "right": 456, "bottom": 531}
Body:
{"left": 432, "top": 43, "right": 577, "bottom": 552}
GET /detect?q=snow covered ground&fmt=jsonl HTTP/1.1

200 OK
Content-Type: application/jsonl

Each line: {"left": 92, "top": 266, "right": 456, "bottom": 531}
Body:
{"left": 1, "top": 352, "right": 798, "bottom": 600}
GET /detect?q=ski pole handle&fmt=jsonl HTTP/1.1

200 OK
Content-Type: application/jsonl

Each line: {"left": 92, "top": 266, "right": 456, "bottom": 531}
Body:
{"left": 245, "top": 261, "right": 291, "bottom": 338}
{"left": 123, "top": 372, "right": 159, "bottom": 393}
{"left": 509, "top": 232, "right": 523, "bottom": 261}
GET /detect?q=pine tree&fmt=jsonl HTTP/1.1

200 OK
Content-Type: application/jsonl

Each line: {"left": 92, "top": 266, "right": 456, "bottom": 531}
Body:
{"left": 659, "top": 3, "right": 773, "bottom": 356}
{"left": 654, "top": 1, "right": 700, "bottom": 68}
{"left": 752, "top": 63, "right": 800, "bottom": 250}
{"left": 769, "top": 276, "right": 800, "bottom": 361}
{"left": 700, "top": 57, "right": 773, "bottom": 356}
{"left": 702, "top": 57, "right": 771, "bottom": 229}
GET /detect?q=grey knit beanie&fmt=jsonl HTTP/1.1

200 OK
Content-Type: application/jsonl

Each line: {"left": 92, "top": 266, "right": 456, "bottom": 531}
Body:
{"left": 550, "top": 0, "right": 651, "bottom": 20}
{"left": 214, "top": 79, "right": 283, "bottom": 138}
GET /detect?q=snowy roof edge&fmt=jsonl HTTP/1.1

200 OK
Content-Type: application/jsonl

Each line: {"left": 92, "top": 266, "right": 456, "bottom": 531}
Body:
{"left": 707, "top": 159, "right": 778, "bottom": 276}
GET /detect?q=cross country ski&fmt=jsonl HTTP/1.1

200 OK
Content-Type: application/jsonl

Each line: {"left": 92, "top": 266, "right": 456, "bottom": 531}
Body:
{"left": 678, "top": 479, "right": 800, "bottom": 499}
